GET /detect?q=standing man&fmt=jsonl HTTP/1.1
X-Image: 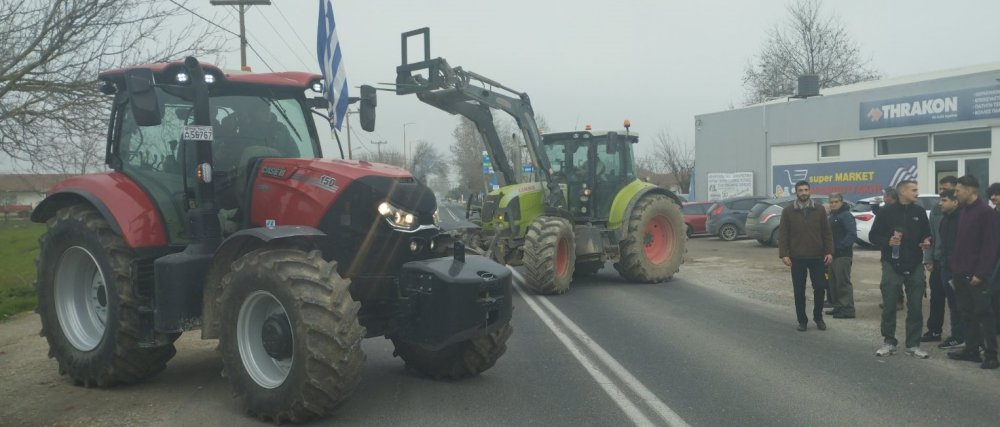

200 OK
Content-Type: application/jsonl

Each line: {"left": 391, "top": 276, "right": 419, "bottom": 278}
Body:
{"left": 948, "top": 176, "right": 999, "bottom": 369}
{"left": 778, "top": 181, "right": 834, "bottom": 332}
{"left": 930, "top": 189, "right": 965, "bottom": 350}
{"left": 869, "top": 180, "right": 932, "bottom": 358}
{"left": 921, "top": 176, "right": 958, "bottom": 342}
{"left": 824, "top": 193, "right": 856, "bottom": 319}
{"left": 879, "top": 187, "right": 905, "bottom": 311}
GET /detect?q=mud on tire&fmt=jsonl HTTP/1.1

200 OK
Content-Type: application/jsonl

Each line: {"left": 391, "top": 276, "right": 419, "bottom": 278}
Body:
{"left": 35, "top": 205, "right": 177, "bottom": 387}
{"left": 391, "top": 323, "right": 513, "bottom": 380}
{"left": 522, "top": 216, "right": 575, "bottom": 295}
{"left": 615, "top": 195, "right": 685, "bottom": 283}
{"left": 219, "top": 248, "right": 365, "bottom": 424}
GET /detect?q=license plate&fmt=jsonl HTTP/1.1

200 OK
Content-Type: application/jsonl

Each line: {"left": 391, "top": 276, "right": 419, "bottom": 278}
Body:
{"left": 182, "top": 125, "right": 214, "bottom": 141}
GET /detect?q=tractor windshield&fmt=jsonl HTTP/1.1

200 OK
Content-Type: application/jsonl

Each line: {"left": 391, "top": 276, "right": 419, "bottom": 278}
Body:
{"left": 115, "top": 88, "right": 318, "bottom": 243}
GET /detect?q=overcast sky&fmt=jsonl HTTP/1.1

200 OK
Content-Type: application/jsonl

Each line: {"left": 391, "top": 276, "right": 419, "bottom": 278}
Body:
{"left": 6, "top": 0, "right": 1000, "bottom": 176}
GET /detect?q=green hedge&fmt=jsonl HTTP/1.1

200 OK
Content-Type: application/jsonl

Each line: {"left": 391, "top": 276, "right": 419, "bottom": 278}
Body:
{"left": 0, "top": 221, "right": 44, "bottom": 319}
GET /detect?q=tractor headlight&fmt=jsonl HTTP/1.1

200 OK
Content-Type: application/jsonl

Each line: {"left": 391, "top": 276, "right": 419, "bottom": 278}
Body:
{"left": 377, "top": 201, "right": 418, "bottom": 230}
{"left": 433, "top": 209, "right": 441, "bottom": 225}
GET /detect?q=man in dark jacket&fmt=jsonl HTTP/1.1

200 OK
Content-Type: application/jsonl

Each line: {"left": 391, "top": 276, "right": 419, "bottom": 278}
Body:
{"left": 927, "top": 190, "right": 964, "bottom": 349}
{"left": 920, "top": 176, "right": 957, "bottom": 343}
{"left": 778, "top": 181, "right": 834, "bottom": 332}
{"left": 947, "top": 175, "right": 999, "bottom": 369}
{"left": 824, "top": 193, "right": 856, "bottom": 318}
{"left": 869, "top": 180, "right": 932, "bottom": 358}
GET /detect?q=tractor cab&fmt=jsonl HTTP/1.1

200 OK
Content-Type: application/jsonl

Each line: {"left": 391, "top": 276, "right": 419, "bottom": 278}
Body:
{"left": 99, "top": 62, "right": 325, "bottom": 242}
{"left": 541, "top": 129, "right": 638, "bottom": 221}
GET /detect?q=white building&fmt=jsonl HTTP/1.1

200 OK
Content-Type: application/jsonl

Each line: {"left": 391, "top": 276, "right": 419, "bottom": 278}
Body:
{"left": 694, "top": 63, "right": 1000, "bottom": 201}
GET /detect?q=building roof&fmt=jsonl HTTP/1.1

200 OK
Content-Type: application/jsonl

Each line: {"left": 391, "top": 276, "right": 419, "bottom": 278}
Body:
{"left": 741, "top": 61, "right": 1000, "bottom": 109}
{"left": 0, "top": 174, "right": 74, "bottom": 193}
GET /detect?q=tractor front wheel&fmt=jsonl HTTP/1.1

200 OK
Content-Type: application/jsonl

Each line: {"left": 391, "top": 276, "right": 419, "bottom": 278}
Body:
{"left": 391, "top": 323, "right": 513, "bottom": 380}
{"left": 35, "top": 205, "right": 177, "bottom": 387}
{"left": 219, "top": 248, "right": 365, "bottom": 424}
{"left": 522, "top": 216, "right": 575, "bottom": 295}
{"left": 615, "top": 195, "right": 685, "bottom": 283}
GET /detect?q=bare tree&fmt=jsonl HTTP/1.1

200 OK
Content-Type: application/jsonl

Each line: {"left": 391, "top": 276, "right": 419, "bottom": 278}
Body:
{"left": 742, "top": 0, "right": 879, "bottom": 105}
{"left": 449, "top": 118, "right": 486, "bottom": 194}
{"left": 409, "top": 140, "right": 449, "bottom": 184}
{"left": 650, "top": 130, "right": 694, "bottom": 193}
{"left": 0, "top": 0, "right": 227, "bottom": 174}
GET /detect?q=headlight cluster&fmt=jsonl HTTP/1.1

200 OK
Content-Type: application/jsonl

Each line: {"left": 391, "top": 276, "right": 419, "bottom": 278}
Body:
{"left": 433, "top": 209, "right": 441, "bottom": 225}
{"left": 377, "top": 201, "right": 418, "bottom": 230}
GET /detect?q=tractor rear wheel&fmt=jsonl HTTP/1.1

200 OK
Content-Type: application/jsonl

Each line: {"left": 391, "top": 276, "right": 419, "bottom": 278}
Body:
{"left": 391, "top": 323, "right": 513, "bottom": 380}
{"left": 522, "top": 216, "right": 575, "bottom": 295}
{"left": 615, "top": 195, "right": 685, "bottom": 283}
{"left": 35, "top": 205, "right": 177, "bottom": 387}
{"left": 219, "top": 248, "right": 364, "bottom": 424}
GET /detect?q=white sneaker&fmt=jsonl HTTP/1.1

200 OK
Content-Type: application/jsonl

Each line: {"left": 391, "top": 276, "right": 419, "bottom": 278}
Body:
{"left": 906, "top": 347, "right": 929, "bottom": 359}
{"left": 875, "top": 344, "right": 897, "bottom": 356}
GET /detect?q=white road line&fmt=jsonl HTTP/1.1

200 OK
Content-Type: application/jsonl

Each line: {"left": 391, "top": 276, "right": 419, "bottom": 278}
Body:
{"left": 445, "top": 205, "right": 461, "bottom": 222}
{"left": 511, "top": 279, "right": 656, "bottom": 427}
{"left": 509, "top": 267, "right": 690, "bottom": 427}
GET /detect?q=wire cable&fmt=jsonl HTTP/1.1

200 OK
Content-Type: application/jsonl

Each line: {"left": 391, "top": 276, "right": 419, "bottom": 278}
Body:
{"left": 274, "top": 4, "right": 317, "bottom": 64}
{"left": 253, "top": 6, "right": 313, "bottom": 71}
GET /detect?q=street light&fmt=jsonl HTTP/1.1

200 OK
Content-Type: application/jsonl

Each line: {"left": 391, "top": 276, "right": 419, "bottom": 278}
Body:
{"left": 403, "top": 122, "right": 416, "bottom": 166}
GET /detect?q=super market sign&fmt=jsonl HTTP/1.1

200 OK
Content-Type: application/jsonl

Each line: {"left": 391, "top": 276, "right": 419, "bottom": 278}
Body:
{"left": 859, "top": 85, "right": 1000, "bottom": 130}
{"left": 772, "top": 158, "right": 917, "bottom": 202}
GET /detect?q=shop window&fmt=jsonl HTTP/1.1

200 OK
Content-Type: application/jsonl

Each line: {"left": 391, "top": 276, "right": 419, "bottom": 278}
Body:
{"left": 932, "top": 130, "right": 991, "bottom": 152}
{"left": 876, "top": 135, "right": 928, "bottom": 155}
{"left": 818, "top": 142, "right": 840, "bottom": 158}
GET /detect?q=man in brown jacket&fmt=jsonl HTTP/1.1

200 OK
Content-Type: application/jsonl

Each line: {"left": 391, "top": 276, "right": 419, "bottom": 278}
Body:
{"left": 779, "top": 180, "right": 834, "bottom": 331}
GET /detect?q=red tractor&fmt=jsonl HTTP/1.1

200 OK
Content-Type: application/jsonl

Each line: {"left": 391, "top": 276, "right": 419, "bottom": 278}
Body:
{"left": 31, "top": 58, "right": 513, "bottom": 423}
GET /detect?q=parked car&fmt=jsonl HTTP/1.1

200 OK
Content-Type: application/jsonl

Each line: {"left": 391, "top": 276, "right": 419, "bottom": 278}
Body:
{"left": 706, "top": 196, "right": 768, "bottom": 241}
{"left": 682, "top": 201, "right": 714, "bottom": 238}
{"left": 745, "top": 195, "right": 834, "bottom": 247}
{"left": 852, "top": 194, "right": 938, "bottom": 246}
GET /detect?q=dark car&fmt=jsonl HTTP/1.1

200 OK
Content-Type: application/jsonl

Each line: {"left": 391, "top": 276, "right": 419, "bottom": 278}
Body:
{"left": 745, "top": 195, "right": 834, "bottom": 247}
{"left": 706, "top": 196, "right": 768, "bottom": 241}
{"left": 682, "top": 201, "right": 713, "bottom": 238}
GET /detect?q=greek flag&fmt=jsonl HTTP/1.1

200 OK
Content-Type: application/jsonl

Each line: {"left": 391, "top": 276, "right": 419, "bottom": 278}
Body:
{"left": 317, "top": 0, "right": 348, "bottom": 130}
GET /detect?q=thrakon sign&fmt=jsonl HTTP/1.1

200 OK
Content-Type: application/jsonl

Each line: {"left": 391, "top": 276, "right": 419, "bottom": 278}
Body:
{"left": 860, "top": 85, "right": 1000, "bottom": 130}
{"left": 772, "top": 158, "right": 918, "bottom": 201}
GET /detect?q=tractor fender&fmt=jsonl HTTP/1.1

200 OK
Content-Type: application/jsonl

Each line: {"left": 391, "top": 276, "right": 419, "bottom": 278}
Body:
{"left": 609, "top": 181, "right": 682, "bottom": 240}
{"left": 31, "top": 172, "right": 168, "bottom": 248}
{"left": 200, "top": 226, "right": 326, "bottom": 339}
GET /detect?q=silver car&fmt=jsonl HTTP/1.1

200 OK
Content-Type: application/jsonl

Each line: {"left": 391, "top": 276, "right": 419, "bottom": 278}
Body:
{"left": 746, "top": 195, "right": 832, "bottom": 247}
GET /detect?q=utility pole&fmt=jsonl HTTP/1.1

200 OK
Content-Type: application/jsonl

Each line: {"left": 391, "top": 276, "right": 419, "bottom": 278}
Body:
{"left": 210, "top": 1, "right": 271, "bottom": 71}
{"left": 403, "top": 122, "right": 415, "bottom": 167}
{"left": 345, "top": 109, "right": 358, "bottom": 159}
{"left": 371, "top": 140, "right": 387, "bottom": 162}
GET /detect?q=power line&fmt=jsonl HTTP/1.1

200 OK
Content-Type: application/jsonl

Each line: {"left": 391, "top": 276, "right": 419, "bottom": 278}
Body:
{"left": 253, "top": 6, "right": 312, "bottom": 71}
{"left": 170, "top": 0, "right": 274, "bottom": 71}
{"left": 273, "top": 3, "right": 317, "bottom": 70}
{"left": 168, "top": 0, "right": 239, "bottom": 38}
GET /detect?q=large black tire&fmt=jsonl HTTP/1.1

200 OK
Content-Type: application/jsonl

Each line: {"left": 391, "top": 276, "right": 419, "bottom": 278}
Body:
{"left": 219, "top": 248, "right": 365, "bottom": 424}
{"left": 522, "top": 216, "right": 575, "bottom": 295}
{"left": 35, "top": 205, "right": 177, "bottom": 387}
{"left": 574, "top": 260, "right": 605, "bottom": 278}
{"left": 391, "top": 323, "right": 513, "bottom": 380}
{"left": 615, "top": 195, "right": 685, "bottom": 283}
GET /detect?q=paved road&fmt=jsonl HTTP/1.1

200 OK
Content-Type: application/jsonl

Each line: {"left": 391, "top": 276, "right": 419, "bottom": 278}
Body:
{"left": 1, "top": 202, "right": 998, "bottom": 426}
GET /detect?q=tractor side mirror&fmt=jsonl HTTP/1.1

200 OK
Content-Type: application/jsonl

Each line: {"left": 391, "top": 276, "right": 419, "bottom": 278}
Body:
{"left": 606, "top": 132, "right": 619, "bottom": 154}
{"left": 125, "top": 68, "right": 161, "bottom": 127}
{"left": 359, "top": 84, "right": 377, "bottom": 131}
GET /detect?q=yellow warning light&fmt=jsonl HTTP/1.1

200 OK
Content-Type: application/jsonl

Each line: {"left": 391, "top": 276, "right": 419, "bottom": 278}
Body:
{"left": 624, "top": 119, "right": 631, "bottom": 130}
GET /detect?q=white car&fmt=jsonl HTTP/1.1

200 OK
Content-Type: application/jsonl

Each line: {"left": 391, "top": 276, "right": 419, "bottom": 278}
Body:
{"left": 851, "top": 195, "right": 939, "bottom": 246}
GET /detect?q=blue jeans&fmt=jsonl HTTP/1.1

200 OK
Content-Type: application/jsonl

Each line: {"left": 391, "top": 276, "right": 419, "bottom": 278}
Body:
{"left": 930, "top": 266, "right": 964, "bottom": 341}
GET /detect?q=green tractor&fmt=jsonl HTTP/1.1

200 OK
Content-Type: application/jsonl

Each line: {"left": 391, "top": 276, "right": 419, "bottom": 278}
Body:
{"left": 394, "top": 28, "right": 686, "bottom": 294}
